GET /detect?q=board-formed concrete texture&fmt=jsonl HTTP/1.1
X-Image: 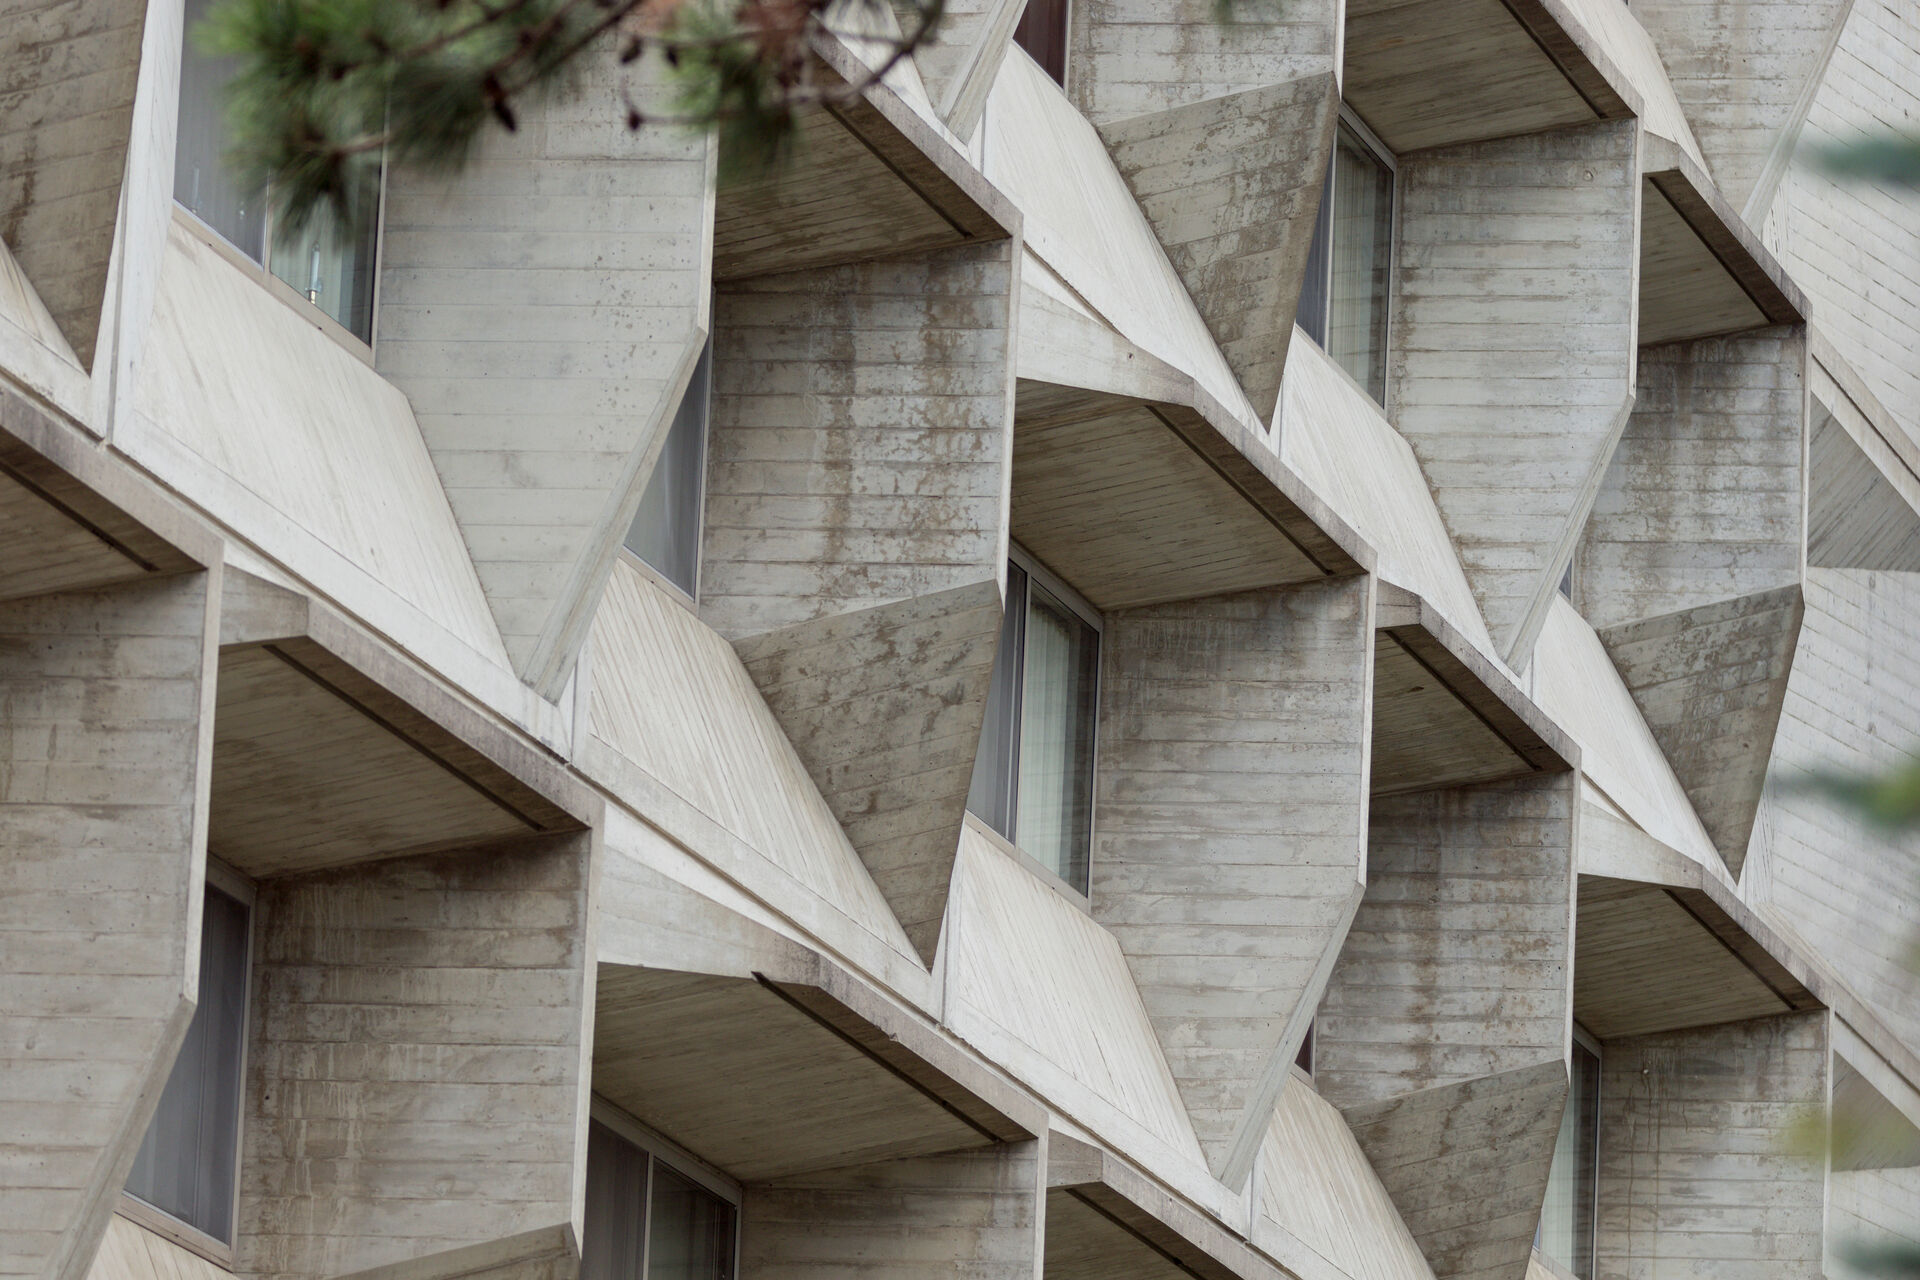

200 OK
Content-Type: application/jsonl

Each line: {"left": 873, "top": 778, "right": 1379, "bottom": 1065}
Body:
{"left": 5, "top": 5, "right": 1920, "bottom": 1280}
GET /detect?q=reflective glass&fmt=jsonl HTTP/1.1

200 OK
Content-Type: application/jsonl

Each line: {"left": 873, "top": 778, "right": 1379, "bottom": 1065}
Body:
{"left": 648, "top": 1165, "right": 735, "bottom": 1280}
{"left": 1538, "top": 1039, "right": 1601, "bottom": 1278}
{"left": 626, "top": 344, "right": 714, "bottom": 597}
{"left": 1013, "top": 581, "right": 1099, "bottom": 891}
{"left": 174, "top": 0, "right": 264, "bottom": 260}
{"left": 1327, "top": 123, "right": 1394, "bottom": 402}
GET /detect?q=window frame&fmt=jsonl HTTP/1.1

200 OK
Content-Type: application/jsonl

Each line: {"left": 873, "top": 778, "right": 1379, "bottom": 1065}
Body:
{"left": 967, "top": 543, "right": 1103, "bottom": 900}
{"left": 117, "top": 858, "right": 257, "bottom": 1268}
{"left": 587, "top": 1096, "right": 743, "bottom": 1280}
{"left": 619, "top": 335, "right": 715, "bottom": 613}
{"left": 1534, "top": 1022, "right": 1603, "bottom": 1280}
{"left": 1298, "top": 103, "right": 1398, "bottom": 404}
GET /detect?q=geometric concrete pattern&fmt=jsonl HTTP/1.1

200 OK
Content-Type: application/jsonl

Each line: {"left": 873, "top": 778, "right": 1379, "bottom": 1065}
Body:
{"left": 1, "top": 5, "right": 1918, "bottom": 1280}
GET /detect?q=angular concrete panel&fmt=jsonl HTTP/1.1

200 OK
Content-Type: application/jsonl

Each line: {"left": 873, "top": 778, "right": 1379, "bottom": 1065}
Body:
{"left": 1067, "top": 0, "right": 1336, "bottom": 126}
{"left": 1093, "top": 576, "right": 1373, "bottom": 1185}
{"left": 239, "top": 834, "right": 595, "bottom": 1280}
{"left": 1317, "top": 773, "right": 1577, "bottom": 1280}
{"left": 1595, "top": 1011, "right": 1829, "bottom": 1280}
{"left": 0, "top": 571, "right": 218, "bottom": 1280}
{"left": 376, "top": 57, "right": 712, "bottom": 695}
{"left": 742, "top": 1144, "right": 1043, "bottom": 1280}
{"left": 1599, "top": 586, "right": 1803, "bottom": 873}
{"left": 1579, "top": 327, "right": 1806, "bottom": 632}
{"left": 1099, "top": 76, "right": 1338, "bottom": 423}
{"left": 1808, "top": 402, "right": 1920, "bottom": 572}
{"left": 0, "top": 0, "right": 147, "bottom": 367}
{"left": 1629, "top": 0, "right": 1855, "bottom": 208}
{"left": 1390, "top": 121, "right": 1640, "bottom": 665}
{"left": 905, "top": 0, "right": 1028, "bottom": 140}
{"left": 699, "top": 241, "right": 1016, "bottom": 964}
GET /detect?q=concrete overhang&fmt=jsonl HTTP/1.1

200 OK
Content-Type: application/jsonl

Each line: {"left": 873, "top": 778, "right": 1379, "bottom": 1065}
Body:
{"left": 711, "top": 37, "right": 1019, "bottom": 282}
{"left": 1372, "top": 584, "right": 1576, "bottom": 795}
{"left": 1343, "top": 0, "right": 1636, "bottom": 153}
{"left": 0, "top": 380, "right": 215, "bottom": 602}
{"left": 1010, "top": 373, "right": 1369, "bottom": 612}
{"left": 214, "top": 569, "right": 596, "bottom": 877}
{"left": 1574, "top": 873, "right": 1821, "bottom": 1040}
{"left": 1045, "top": 1132, "right": 1287, "bottom": 1280}
{"left": 595, "top": 947, "right": 1043, "bottom": 1182}
{"left": 1638, "top": 137, "right": 1806, "bottom": 346}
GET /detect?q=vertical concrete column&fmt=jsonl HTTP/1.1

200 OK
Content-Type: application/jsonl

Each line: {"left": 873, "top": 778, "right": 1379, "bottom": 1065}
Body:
{"left": 240, "top": 833, "right": 596, "bottom": 1280}
{"left": 1317, "top": 772, "right": 1578, "bottom": 1280}
{"left": 1595, "top": 1011, "right": 1828, "bottom": 1280}
{"left": 739, "top": 1142, "right": 1043, "bottom": 1280}
{"left": 0, "top": 571, "right": 220, "bottom": 1280}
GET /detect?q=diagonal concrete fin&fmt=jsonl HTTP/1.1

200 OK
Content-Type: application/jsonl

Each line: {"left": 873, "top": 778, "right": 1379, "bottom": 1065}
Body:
{"left": 1093, "top": 576, "right": 1373, "bottom": 1186}
{"left": 1808, "top": 404, "right": 1920, "bottom": 572}
{"left": 1390, "top": 121, "right": 1640, "bottom": 666}
{"left": 1628, "top": 0, "right": 1855, "bottom": 211}
{"left": 899, "top": 0, "right": 1028, "bottom": 140}
{"left": 1099, "top": 76, "right": 1339, "bottom": 427}
{"left": 734, "top": 582, "right": 1004, "bottom": 965}
{"left": 1341, "top": 1062, "right": 1569, "bottom": 1280}
{"left": 1599, "top": 586, "right": 1803, "bottom": 875}
{"left": 699, "top": 240, "right": 1016, "bottom": 966}
{"left": 0, "top": 0, "right": 148, "bottom": 368}
{"left": 376, "top": 54, "right": 713, "bottom": 696}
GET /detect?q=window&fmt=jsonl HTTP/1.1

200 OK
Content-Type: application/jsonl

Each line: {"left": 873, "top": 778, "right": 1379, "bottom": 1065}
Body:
{"left": 584, "top": 1114, "right": 737, "bottom": 1280}
{"left": 1537, "top": 1030, "right": 1601, "bottom": 1279}
{"left": 123, "top": 879, "right": 252, "bottom": 1249}
{"left": 1297, "top": 114, "right": 1395, "bottom": 403}
{"left": 1014, "top": 0, "right": 1070, "bottom": 86}
{"left": 175, "top": 0, "right": 379, "bottom": 340}
{"left": 966, "top": 551, "right": 1101, "bottom": 893}
{"left": 623, "top": 340, "right": 714, "bottom": 599}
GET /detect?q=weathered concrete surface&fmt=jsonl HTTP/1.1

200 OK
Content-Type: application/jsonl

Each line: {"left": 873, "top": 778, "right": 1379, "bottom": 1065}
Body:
{"left": 1094, "top": 577, "right": 1373, "bottom": 1185}
{"left": 741, "top": 1143, "right": 1043, "bottom": 1280}
{"left": 1595, "top": 1011, "right": 1828, "bottom": 1280}
{"left": 0, "top": 0, "right": 147, "bottom": 367}
{"left": 239, "top": 835, "right": 594, "bottom": 1280}
{"left": 1318, "top": 773, "right": 1578, "bottom": 1280}
{"left": 0, "top": 571, "right": 219, "bottom": 1280}
{"left": 1389, "top": 121, "right": 1640, "bottom": 665}
{"left": 700, "top": 241, "right": 1016, "bottom": 965}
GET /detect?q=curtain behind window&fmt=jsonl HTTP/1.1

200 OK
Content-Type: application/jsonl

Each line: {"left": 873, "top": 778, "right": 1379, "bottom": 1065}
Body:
{"left": 627, "top": 343, "right": 714, "bottom": 596}
{"left": 1014, "top": 584, "right": 1098, "bottom": 890}
{"left": 648, "top": 1165, "right": 736, "bottom": 1280}
{"left": 583, "top": 1121, "right": 649, "bottom": 1280}
{"left": 1537, "top": 1039, "right": 1600, "bottom": 1277}
{"left": 174, "top": 0, "right": 264, "bottom": 259}
{"left": 1327, "top": 126, "right": 1394, "bottom": 402}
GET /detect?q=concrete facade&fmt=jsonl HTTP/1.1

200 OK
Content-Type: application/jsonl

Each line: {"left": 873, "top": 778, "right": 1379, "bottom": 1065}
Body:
{"left": 2, "top": 4, "right": 1919, "bottom": 1280}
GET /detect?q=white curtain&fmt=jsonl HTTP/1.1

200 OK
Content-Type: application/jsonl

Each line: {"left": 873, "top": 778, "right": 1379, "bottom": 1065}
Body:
{"left": 1015, "top": 589, "right": 1095, "bottom": 887}
{"left": 1327, "top": 129, "right": 1394, "bottom": 401}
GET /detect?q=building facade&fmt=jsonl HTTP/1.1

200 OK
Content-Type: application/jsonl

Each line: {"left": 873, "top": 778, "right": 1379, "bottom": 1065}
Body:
{"left": 3, "top": 2, "right": 1920, "bottom": 1280}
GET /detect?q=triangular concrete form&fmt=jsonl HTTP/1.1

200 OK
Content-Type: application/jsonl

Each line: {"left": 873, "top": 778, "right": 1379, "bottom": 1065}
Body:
{"left": 900, "top": 0, "right": 1028, "bottom": 141}
{"left": 1390, "top": 122, "right": 1640, "bottom": 666}
{"left": 376, "top": 54, "right": 714, "bottom": 696}
{"left": 1093, "top": 577, "right": 1374, "bottom": 1187}
{"left": 698, "top": 241, "right": 1017, "bottom": 967}
{"left": 1628, "top": 0, "right": 1856, "bottom": 210}
{"left": 1100, "top": 75, "right": 1339, "bottom": 427}
{"left": 1808, "top": 406, "right": 1920, "bottom": 571}
{"left": 1316, "top": 772, "right": 1576, "bottom": 1280}
{"left": 1600, "top": 586, "right": 1804, "bottom": 876}
{"left": 0, "top": 0, "right": 147, "bottom": 367}
{"left": 734, "top": 582, "right": 1004, "bottom": 964}
{"left": 1341, "top": 1062, "right": 1569, "bottom": 1280}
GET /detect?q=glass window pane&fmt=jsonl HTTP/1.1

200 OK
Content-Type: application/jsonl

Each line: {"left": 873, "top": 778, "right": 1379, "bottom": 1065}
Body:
{"left": 174, "top": 0, "right": 264, "bottom": 259}
{"left": 1327, "top": 125, "right": 1394, "bottom": 403}
{"left": 268, "top": 184, "right": 379, "bottom": 342}
{"left": 966, "top": 563, "right": 1028, "bottom": 841}
{"left": 1013, "top": 0, "right": 1070, "bottom": 85}
{"left": 583, "top": 1122, "right": 649, "bottom": 1280}
{"left": 648, "top": 1164, "right": 736, "bottom": 1280}
{"left": 1013, "top": 583, "right": 1099, "bottom": 891}
{"left": 1295, "top": 157, "right": 1334, "bottom": 347}
{"left": 626, "top": 343, "right": 714, "bottom": 596}
{"left": 124, "top": 884, "right": 250, "bottom": 1244}
{"left": 1538, "top": 1040, "right": 1601, "bottom": 1279}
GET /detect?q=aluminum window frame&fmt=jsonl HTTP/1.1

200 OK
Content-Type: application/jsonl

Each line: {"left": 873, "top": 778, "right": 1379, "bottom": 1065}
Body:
{"left": 117, "top": 858, "right": 257, "bottom": 1268}
{"left": 587, "top": 1096, "right": 743, "bottom": 1280}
